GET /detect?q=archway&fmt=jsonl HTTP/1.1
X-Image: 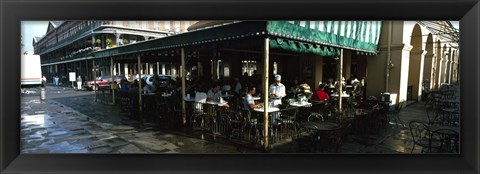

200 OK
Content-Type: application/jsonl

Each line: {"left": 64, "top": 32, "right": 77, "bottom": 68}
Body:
{"left": 407, "top": 24, "right": 425, "bottom": 101}
{"left": 434, "top": 39, "right": 442, "bottom": 88}
{"left": 423, "top": 33, "right": 434, "bottom": 90}
{"left": 441, "top": 44, "right": 448, "bottom": 84}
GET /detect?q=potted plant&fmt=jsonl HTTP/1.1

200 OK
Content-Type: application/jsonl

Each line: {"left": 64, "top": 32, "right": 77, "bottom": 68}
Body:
{"left": 95, "top": 39, "right": 101, "bottom": 47}
{"left": 122, "top": 39, "right": 129, "bottom": 45}
{"left": 106, "top": 38, "right": 112, "bottom": 48}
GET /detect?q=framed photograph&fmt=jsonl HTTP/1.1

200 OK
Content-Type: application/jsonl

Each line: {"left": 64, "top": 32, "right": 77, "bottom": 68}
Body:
{"left": 1, "top": 0, "right": 479, "bottom": 173}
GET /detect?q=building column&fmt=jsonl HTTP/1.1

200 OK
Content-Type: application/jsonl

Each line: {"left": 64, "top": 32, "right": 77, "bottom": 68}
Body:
{"left": 91, "top": 35, "right": 95, "bottom": 49}
{"left": 446, "top": 49, "right": 453, "bottom": 84}
{"left": 314, "top": 56, "right": 323, "bottom": 89}
{"left": 435, "top": 55, "right": 443, "bottom": 88}
{"left": 162, "top": 64, "right": 166, "bottom": 75}
{"left": 440, "top": 52, "right": 447, "bottom": 84}
{"left": 423, "top": 53, "right": 435, "bottom": 90}
{"left": 408, "top": 50, "right": 426, "bottom": 101}
{"left": 116, "top": 34, "right": 121, "bottom": 46}
{"left": 343, "top": 50, "right": 352, "bottom": 80}
{"left": 366, "top": 44, "right": 412, "bottom": 104}
{"left": 452, "top": 51, "right": 459, "bottom": 84}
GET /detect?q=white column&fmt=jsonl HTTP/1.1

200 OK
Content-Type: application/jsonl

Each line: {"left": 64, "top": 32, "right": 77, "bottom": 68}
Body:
{"left": 124, "top": 63, "right": 129, "bottom": 79}
{"left": 149, "top": 64, "right": 154, "bottom": 74}
{"left": 162, "top": 64, "right": 166, "bottom": 75}
{"left": 263, "top": 37, "right": 270, "bottom": 151}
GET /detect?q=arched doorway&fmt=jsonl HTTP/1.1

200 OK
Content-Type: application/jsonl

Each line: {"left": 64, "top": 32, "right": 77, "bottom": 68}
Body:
{"left": 423, "top": 33, "right": 434, "bottom": 90}
{"left": 407, "top": 24, "right": 424, "bottom": 101}
{"left": 434, "top": 39, "right": 442, "bottom": 88}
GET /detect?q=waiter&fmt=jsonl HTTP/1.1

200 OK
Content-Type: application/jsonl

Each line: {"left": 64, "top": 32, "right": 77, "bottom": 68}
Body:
{"left": 269, "top": 74, "right": 286, "bottom": 106}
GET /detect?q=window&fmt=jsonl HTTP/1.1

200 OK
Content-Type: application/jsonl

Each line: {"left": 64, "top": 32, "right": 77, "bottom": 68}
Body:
{"left": 241, "top": 60, "right": 257, "bottom": 76}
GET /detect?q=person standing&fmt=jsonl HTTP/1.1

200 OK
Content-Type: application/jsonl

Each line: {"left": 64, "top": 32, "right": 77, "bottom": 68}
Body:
{"left": 269, "top": 74, "right": 286, "bottom": 106}
{"left": 76, "top": 75, "right": 82, "bottom": 90}
{"left": 54, "top": 75, "right": 59, "bottom": 86}
{"left": 41, "top": 76, "right": 47, "bottom": 87}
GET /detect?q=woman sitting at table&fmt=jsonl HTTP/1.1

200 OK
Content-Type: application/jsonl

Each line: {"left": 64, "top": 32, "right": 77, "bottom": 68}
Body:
{"left": 312, "top": 84, "right": 331, "bottom": 102}
{"left": 244, "top": 86, "right": 264, "bottom": 110}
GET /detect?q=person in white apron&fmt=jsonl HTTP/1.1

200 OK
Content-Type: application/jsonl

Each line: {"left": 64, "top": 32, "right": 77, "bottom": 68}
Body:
{"left": 269, "top": 75, "right": 286, "bottom": 106}
{"left": 268, "top": 75, "right": 286, "bottom": 125}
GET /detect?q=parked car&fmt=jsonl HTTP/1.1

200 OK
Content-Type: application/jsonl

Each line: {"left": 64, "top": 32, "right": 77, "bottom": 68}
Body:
{"left": 85, "top": 75, "right": 125, "bottom": 90}
{"left": 143, "top": 75, "right": 176, "bottom": 88}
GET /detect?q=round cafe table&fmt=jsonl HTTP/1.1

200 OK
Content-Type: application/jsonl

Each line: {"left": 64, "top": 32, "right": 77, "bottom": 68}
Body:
{"left": 300, "top": 121, "right": 340, "bottom": 131}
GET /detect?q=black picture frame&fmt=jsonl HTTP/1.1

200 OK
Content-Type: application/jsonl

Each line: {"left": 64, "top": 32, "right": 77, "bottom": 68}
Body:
{"left": 1, "top": 0, "right": 479, "bottom": 173}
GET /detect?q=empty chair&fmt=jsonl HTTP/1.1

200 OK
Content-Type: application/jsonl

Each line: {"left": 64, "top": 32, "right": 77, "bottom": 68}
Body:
{"left": 275, "top": 107, "right": 299, "bottom": 142}
{"left": 434, "top": 129, "right": 459, "bottom": 153}
{"left": 191, "top": 92, "right": 208, "bottom": 131}
{"left": 408, "top": 120, "right": 442, "bottom": 153}
{"left": 387, "top": 100, "right": 405, "bottom": 128}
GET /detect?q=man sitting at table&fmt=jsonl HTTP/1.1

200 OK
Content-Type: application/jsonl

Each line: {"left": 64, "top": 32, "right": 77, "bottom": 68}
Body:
{"left": 207, "top": 83, "right": 230, "bottom": 108}
{"left": 244, "top": 86, "right": 264, "bottom": 110}
{"left": 269, "top": 74, "right": 286, "bottom": 106}
{"left": 207, "top": 83, "right": 223, "bottom": 102}
{"left": 313, "top": 83, "right": 331, "bottom": 102}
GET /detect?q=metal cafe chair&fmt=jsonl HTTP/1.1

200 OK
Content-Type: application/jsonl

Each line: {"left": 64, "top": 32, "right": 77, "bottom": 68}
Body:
{"left": 409, "top": 120, "right": 442, "bottom": 153}
{"left": 240, "top": 109, "right": 261, "bottom": 144}
{"left": 276, "top": 107, "right": 299, "bottom": 142}
{"left": 318, "top": 123, "right": 351, "bottom": 153}
{"left": 387, "top": 99, "right": 406, "bottom": 128}
{"left": 433, "top": 128, "right": 460, "bottom": 153}
{"left": 225, "top": 108, "right": 247, "bottom": 140}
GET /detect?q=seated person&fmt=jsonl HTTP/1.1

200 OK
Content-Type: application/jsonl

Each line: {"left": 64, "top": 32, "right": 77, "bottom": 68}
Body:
{"left": 297, "top": 79, "right": 313, "bottom": 99}
{"left": 312, "top": 84, "right": 331, "bottom": 102}
{"left": 143, "top": 84, "right": 153, "bottom": 94}
{"left": 244, "top": 86, "right": 264, "bottom": 110}
{"left": 207, "top": 83, "right": 223, "bottom": 102}
{"left": 206, "top": 83, "right": 230, "bottom": 108}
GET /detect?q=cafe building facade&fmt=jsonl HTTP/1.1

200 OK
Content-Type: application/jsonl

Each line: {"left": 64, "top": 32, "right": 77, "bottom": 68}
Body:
{"left": 34, "top": 20, "right": 459, "bottom": 149}
{"left": 35, "top": 21, "right": 458, "bottom": 104}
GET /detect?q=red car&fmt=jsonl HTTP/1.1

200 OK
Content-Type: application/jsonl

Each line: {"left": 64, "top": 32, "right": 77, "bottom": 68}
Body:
{"left": 85, "top": 75, "right": 125, "bottom": 90}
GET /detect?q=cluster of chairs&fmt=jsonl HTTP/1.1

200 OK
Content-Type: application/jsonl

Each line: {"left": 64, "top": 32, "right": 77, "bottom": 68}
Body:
{"left": 409, "top": 88, "right": 459, "bottom": 153}
{"left": 290, "top": 101, "right": 352, "bottom": 153}
{"left": 409, "top": 120, "right": 459, "bottom": 153}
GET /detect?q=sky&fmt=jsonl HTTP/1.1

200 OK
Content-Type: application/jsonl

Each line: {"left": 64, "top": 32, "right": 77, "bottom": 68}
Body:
{"left": 20, "top": 20, "right": 460, "bottom": 54}
{"left": 21, "top": 21, "right": 49, "bottom": 53}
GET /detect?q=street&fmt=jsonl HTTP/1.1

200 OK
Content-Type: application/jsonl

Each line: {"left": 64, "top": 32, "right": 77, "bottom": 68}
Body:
{"left": 20, "top": 85, "right": 448, "bottom": 154}
{"left": 21, "top": 85, "right": 258, "bottom": 153}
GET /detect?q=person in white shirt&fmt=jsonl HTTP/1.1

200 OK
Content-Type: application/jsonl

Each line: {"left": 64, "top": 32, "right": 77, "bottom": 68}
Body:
{"left": 76, "top": 76, "right": 82, "bottom": 90}
{"left": 243, "top": 86, "right": 264, "bottom": 110}
{"left": 269, "top": 74, "right": 286, "bottom": 106}
{"left": 207, "top": 83, "right": 223, "bottom": 102}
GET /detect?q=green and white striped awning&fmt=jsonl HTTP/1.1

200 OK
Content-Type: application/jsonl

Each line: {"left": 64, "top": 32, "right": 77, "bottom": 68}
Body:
{"left": 267, "top": 21, "right": 382, "bottom": 56}
{"left": 90, "top": 21, "right": 381, "bottom": 60}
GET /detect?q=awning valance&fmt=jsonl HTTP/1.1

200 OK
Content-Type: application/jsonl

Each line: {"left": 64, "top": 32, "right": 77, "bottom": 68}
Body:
{"left": 267, "top": 21, "right": 382, "bottom": 56}
{"left": 91, "top": 21, "right": 381, "bottom": 59}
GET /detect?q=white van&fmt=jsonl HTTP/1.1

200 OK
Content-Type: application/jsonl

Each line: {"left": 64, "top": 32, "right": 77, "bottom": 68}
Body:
{"left": 21, "top": 51, "right": 42, "bottom": 87}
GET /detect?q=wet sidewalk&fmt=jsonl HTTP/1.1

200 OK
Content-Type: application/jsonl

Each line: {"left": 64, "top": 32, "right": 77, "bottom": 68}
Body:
{"left": 21, "top": 85, "right": 446, "bottom": 153}
{"left": 21, "top": 86, "right": 257, "bottom": 153}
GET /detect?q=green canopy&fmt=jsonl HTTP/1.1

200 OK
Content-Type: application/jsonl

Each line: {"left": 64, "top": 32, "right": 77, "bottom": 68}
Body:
{"left": 92, "top": 21, "right": 381, "bottom": 59}
{"left": 267, "top": 21, "right": 382, "bottom": 56}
